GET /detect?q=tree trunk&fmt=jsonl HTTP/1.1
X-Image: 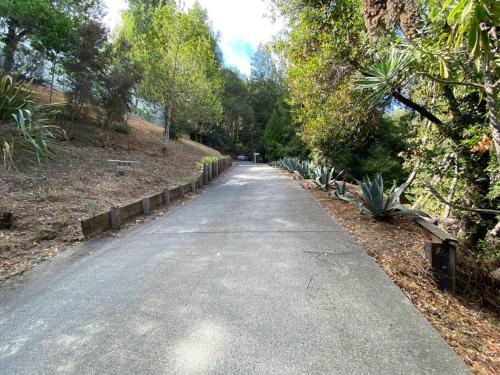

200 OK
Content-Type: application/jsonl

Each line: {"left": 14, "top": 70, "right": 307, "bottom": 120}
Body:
{"left": 2, "top": 23, "right": 21, "bottom": 73}
{"left": 391, "top": 90, "right": 443, "bottom": 126}
{"left": 444, "top": 154, "right": 458, "bottom": 218}
{"left": 162, "top": 103, "right": 172, "bottom": 155}
{"left": 49, "top": 60, "right": 56, "bottom": 103}
{"left": 484, "top": 74, "right": 500, "bottom": 165}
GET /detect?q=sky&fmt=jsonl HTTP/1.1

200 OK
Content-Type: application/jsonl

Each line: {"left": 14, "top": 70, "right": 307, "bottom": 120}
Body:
{"left": 103, "top": 0, "right": 284, "bottom": 76}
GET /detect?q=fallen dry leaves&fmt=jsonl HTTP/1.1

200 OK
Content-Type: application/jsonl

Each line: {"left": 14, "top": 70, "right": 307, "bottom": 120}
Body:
{"left": 0, "top": 113, "right": 220, "bottom": 281}
{"left": 298, "top": 178, "right": 499, "bottom": 375}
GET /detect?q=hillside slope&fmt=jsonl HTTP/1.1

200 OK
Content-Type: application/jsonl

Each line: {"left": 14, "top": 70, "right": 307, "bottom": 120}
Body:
{"left": 0, "top": 87, "right": 221, "bottom": 281}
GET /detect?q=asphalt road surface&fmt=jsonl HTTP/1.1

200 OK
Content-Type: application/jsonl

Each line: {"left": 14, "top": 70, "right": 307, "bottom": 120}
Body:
{"left": 0, "top": 162, "right": 469, "bottom": 374}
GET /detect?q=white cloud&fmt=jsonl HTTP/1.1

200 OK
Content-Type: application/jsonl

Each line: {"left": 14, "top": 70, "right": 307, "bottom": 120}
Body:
{"left": 103, "top": 0, "right": 283, "bottom": 76}
{"left": 185, "top": 0, "right": 284, "bottom": 75}
{"left": 103, "top": 0, "right": 127, "bottom": 31}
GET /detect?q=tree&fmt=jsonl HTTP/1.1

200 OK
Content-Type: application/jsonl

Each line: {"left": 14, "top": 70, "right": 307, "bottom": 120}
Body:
{"left": 263, "top": 103, "right": 302, "bottom": 160}
{"left": 95, "top": 39, "right": 142, "bottom": 130}
{"left": 61, "top": 20, "right": 108, "bottom": 121}
{"left": 272, "top": 0, "right": 499, "bottom": 247}
{"left": 220, "top": 67, "right": 255, "bottom": 152}
{"left": 248, "top": 44, "right": 284, "bottom": 151}
{"left": 0, "top": 0, "right": 103, "bottom": 73}
{"left": 123, "top": 1, "right": 222, "bottom": 152}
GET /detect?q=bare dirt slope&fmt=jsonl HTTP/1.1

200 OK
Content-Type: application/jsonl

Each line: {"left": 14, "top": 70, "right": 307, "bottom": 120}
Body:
{"left": 0, "top": 87, "right": 221, "bottom": 281}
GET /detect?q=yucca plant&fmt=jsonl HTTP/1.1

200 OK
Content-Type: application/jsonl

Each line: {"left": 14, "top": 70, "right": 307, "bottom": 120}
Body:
{"left": 356, "top": 174, "right": 425, "bottom": 218}
{"left": 312, "top": 165, "right": 342, "bottom": 190}
{"left": 329, "top": 180, "right": 351, "bottom": 202}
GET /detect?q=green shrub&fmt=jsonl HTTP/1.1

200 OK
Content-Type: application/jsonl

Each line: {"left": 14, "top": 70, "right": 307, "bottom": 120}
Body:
{"left": 111, "top": 123, "right": 130, "bottom": 135}
{"left": 201, "top": 155, "right": 220, "bottom": 164}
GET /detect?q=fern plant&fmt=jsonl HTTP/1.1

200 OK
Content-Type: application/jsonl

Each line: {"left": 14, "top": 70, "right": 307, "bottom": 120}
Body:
{"left": 356, "top": 174, "right": 425, "bottom": 218}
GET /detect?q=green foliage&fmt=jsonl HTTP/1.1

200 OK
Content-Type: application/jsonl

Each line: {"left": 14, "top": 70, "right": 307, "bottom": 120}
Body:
{"left": 200, "top": 155, "right": 221, "bottom": 165}
{"left": 356, "top": 174, "right": 425, "bottom": 219}
{"left": 248, "top": 44, "right": 283, "bottom": 147}
{"left": 263, "top": 104, "right": 302, "bottom": 161}
{"left": 0, "top": 75, "right": 30, "bottom": 120}
{"left": 356, "top": 50, "right": 413, "bottom": 105}
{"left": 0, "top": 75, "right": 59, "bottom": 166}
{"left": 61, "top": 20, "right": 108, "bottom": 119}
{"left": 111, "top": 123, "right": 130, "bottom": 135}
{"left": 123, "top": 2, "right": 223, "bottom": 145}
{"left": 0, "top": 0, "right": 103, "bottom": 72}
{"left": 95, "top": 40, "right": 142, "bottom": 128}
{"left": 219, "top": 67, "right": 255, "bottom": 152}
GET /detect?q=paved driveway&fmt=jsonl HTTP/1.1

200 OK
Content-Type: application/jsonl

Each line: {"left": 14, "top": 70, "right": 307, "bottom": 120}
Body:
{"left": 0, "top": 163, "right": 469, "bottom": 374}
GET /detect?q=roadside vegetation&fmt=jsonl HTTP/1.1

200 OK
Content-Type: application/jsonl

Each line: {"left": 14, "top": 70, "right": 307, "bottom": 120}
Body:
{"left": 272, "top": 156, "right": 499, "bottom": 374}
{"left": 267, "top": 1, "right": 499, "bottom": 371}
{"left": 267, "top": 0, "right": 499, "bottom": 300}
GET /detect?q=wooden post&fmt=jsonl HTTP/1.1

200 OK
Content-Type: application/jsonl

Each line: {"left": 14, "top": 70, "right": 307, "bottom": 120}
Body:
{"left": 111, "top": 205, "right": 120, "bottom": 230}
{"left": 203, "top": 165, "right": 207, "bottom": 184}
{"left": 0, "top": 212, "right": 13, "bottom": 229}
{"left": 142, "top": 197, "right": 150, "bottom": 215}
{"left": 198, "top": 173, "right": 204, "bottom": 189}
{"left": 208, "top": 163, "right": 212, "bottom": 181}
{"left": 417, "top": 218, "right": 457, "bottom": 293}
{"left": 163, "top": 188, "right": 170, "bottom": 207}
{"left": 191, "top": 180, "right": 196, "bottom": 193}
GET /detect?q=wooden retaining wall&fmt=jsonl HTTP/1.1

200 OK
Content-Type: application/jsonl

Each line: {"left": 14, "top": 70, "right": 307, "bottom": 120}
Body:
{"left": 81, "top": 156, "right": 232, "bottom": 237}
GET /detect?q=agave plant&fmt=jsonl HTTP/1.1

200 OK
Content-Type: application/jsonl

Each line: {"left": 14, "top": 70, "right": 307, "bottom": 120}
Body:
{"left": 280, "top": 156, "right": 302, "bottom": 172}
{"left": 312, "top": 165, "right": 342, "bottom": 190}
{"left": 356, "top": 174, "right": 425, "bottom": 218}
{"left": 295, "top": 160, "right": 315, "bottom": 179}
{"left": 329, "top": 180, "right": 351, "bottom": 202}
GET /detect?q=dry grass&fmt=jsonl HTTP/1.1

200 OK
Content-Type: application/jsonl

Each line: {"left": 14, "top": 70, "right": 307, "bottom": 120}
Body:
{"left": 296, "top": 177, "right": 500, "bottom": 375}
{"left": 0, "top": 86, "right": 221, "bottom": 281}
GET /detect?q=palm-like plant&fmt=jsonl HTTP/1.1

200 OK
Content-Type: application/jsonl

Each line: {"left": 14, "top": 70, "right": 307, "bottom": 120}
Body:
{"left": 0, "top": 74, "right": 59, "bottom": 167}
{"left": 355, "top": 49, "right": 414, "bottom": 105}
{"left": 356, "top": 174, "right": 426, "bottom": 218}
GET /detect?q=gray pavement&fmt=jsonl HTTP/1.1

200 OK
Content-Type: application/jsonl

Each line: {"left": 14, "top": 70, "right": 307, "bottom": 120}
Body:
{"left": 0, "top": 163, "right": 469, "bottom": 374}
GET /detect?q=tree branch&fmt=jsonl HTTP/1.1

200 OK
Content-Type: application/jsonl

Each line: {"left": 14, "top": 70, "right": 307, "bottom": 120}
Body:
{"left": 391, "top": 90, "right": 443, "bottom": 125}
{"left": 425, "top": 183, "right": 500, "bottom": 215}
{"left": 419, "top": 72, "right": 484, "bottom": 89}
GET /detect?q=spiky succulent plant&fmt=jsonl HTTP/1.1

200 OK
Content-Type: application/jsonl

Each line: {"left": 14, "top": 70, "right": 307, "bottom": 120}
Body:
{"left": 356, "top": 174, "right": 425, "bottom": 218}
